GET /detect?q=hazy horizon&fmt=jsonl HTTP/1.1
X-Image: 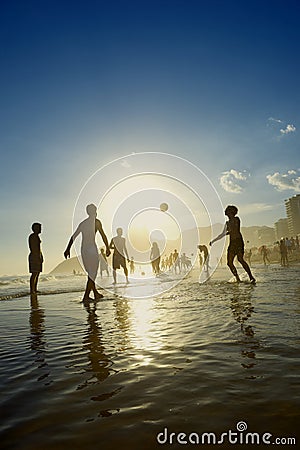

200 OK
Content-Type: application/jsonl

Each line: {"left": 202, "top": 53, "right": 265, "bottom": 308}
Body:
{"left": 1, "top": 221, "right": 280, "bottom": 277}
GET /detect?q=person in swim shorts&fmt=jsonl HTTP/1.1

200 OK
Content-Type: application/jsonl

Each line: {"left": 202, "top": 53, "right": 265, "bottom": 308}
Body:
{"left": 210, "top": 205, "right": 255, "bottom": 283}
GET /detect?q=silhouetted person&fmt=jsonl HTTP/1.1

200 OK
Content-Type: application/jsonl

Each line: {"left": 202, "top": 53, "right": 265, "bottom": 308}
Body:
{"left": 260, "top": 245, "right": 270, "bottom": 265}
{"left": 246, "top": 248, "right": 252, "bottom": 266}
{"left": 173, "top": 249, "right": 180, "bottom": 273}
{"left": 110, "top": 228, "right": 129, "bottom": 284}
{"left": 28, "top": 223, "right": 43, "bottom": 294}
{"left": 64, "top": 204, "right": 110, "bottom": 302}
{"left": 279, "top": 239, "right": 288, "bottom": 267}
{"left": 181, "top": 253, "right": 189, "bottom": 271}
{"left": 198, "top": 245, "right": 209, "bottom": 272}
{"left": 285, "top": 237, "right": 292, "bottom": 254}
{"left": 198, "top": 252, "right": 203, "bottom": 267}
{"left": 100, "top": 248, "right": 109, "bottom": 277}
{"left": 167, "top": 253, "right": 173, "bottom": 270}
{"left": 210, "top": 205, "right": 255, "bottom": 283}
{"left": 150, "top": 242, "right": 161, "bottom": 275}
{"left": 130, "top": 257, "right": 135, "bottom": 274}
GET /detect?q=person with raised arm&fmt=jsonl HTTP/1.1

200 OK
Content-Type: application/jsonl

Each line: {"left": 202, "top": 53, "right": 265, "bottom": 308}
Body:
{"left": 210, "top": 205, "right": 255, "bottom": 283}
{"left": 64, "top": 204, "right": 110, "bottom": 302}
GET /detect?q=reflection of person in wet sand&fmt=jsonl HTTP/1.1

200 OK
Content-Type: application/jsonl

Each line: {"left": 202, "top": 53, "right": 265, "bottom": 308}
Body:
{"left": 28, "top": 223, "right": 43, "bottom": 294}
{"left": 64, "top": 204, "right": 111, "bottom": 302}
{"left": 230, "top": 288, "right": 258, "bottom": 368}
{"left": 29, "top": 294, "right": 50, "bottom": 381}
{"left": 210, "top": 205, "right": 256, "bottom": 283}
{"left": 110, "top": 228, "right": 129, "bottom": 284}
{"left": 150, "top": 242, "right": 161, "bottom": 275}
{"left": 82, "top": 302, "right": 111, "bottom": 386}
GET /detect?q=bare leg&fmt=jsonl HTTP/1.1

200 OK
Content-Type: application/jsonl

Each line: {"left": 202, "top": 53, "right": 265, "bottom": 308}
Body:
{"left": 113, "top": 269, "right": 117, "bottom": 284}
{"left": 30, "top": 272, "right": 40, "bottom": 293}
{"left": 155, "top": 260, "right": 160, "bottom": 274}
{"left": 227, "top": 253, "right": 241, "bottom": 282}
{"left": 30, "top": 273, "right": 36, "bottom": 293}
{"left": 35, "top": 273, "right": 41, "bottom": 292}
{"left": 124, "top": 267, "right": 129, "bottom": 283}
{"left": 237, "top": 254, "right": 255, "bottom": 282}
{"left": 151, "top": 261, "right": 155, "bottom": 274}
{"left": 90, "top": 279, "right": 103, "bottom": 299}
{"left": 93, "top": 289, "right": 103, "bottom": 299}
{"left": 83, "top": 277, "right": 93, "bottom": 301}
{"left": 83, "top": 277, "right": 104, "bottom": 300}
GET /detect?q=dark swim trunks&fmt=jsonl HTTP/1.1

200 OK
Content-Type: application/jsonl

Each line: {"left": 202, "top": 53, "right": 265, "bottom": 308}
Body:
{"left": 228, "top": 237, "right": 244, "bottom": 257}
{"left": 29, "top": 254, "right": 43, "bottom": 273}
{"left": 113, "top": 251, "right": 126, "bottom": 270}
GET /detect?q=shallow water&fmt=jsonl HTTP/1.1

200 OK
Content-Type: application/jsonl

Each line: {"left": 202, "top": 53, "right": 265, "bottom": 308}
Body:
{"left": 0, "top": 265, "right": 299, "bottom": 449}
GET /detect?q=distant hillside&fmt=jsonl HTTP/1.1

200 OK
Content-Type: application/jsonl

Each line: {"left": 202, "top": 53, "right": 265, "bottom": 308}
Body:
{"left": 50, "top": 256, "right": 84, "bottom": 274}
{"left": 241, "top": 226, "right": 275, "bottom": 247}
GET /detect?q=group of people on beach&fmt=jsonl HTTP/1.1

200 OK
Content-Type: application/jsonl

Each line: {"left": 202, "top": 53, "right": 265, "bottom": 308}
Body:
{"left": 159, "top": 250, "right": 189, "bottom": 274}
{"left": 29, "top": 203, "right": 256, "bottom": 300}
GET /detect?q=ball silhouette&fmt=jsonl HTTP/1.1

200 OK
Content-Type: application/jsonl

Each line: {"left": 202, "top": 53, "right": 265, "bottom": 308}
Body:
{"left": 160, "top": 202, "right": 168, "bottom": 212}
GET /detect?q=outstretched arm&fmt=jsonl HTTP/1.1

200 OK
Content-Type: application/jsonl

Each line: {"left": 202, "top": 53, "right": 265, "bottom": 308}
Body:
{"left": 210, "top": 223, "right": 228, "bottom": 246}
{"left": 64, "top": 225, "right": 80, "bottom": 259}
{"left": 96, "top": 219, "right": 111, "bottom": 256}
{"left": 124, "top": 240, "right": 130, "bottom": 261}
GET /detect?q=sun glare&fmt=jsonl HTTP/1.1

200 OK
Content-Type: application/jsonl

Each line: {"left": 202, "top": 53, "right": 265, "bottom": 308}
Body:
{"left": 128, "top": 208, "right": 180, "bottom": 249}
{"left": 129, "top": 298, "right": 163, "bottom": 355}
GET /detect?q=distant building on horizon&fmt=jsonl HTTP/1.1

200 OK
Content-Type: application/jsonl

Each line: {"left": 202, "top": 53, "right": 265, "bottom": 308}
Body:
{"left": 274, "top": 218, "right": 289, "bottom": 241}
{"left": 285, "top": 194, "right": 300, "bottom": 236}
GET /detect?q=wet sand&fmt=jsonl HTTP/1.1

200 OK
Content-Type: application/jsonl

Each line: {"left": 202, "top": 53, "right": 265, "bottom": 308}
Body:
{"left": 0, "top": 266, "right": 299, "bottom": 449}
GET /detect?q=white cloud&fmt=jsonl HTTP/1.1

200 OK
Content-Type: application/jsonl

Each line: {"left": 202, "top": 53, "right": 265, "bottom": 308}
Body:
{"left": 268, "top": 117, "right": 283, "bottom": 124}
{"left": 280, "top": 124, "right": 296, "bottom": 135}
{"left": 220, "top": 169, "right": 249, "bottom": 194}
{"left": 267, "top": 170, "right": 300, "bottom": 192}
{"left": 240, "top": 203, "right": 274, "bottom": 215}
{"left": 267, "top": 117, "right": 296, "bottom": 138}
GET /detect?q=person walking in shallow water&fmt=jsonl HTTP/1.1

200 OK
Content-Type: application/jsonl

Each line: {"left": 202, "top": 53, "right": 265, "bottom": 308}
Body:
{"left": 110, "top": 228, "right": 130, "bottom": 284}
{"left": 210, "top": 205, "right": 255, "bottom": 283}
{"left": 198, "top": 245, "right": 209, "bottom": 272}
{"left": 279, "top": 239, "right": 289, "bottom": 267}
{"left": 150, "top": 242, "right": 161, "bottom": 275}
{"left": 64, "top": 204, "right": 111, "bottom": 302}
{"left": 260, "top": 245, "right": 270, "bottom": 266}
{"left": 28, "top": 223, "right": 43, "bottom": 294}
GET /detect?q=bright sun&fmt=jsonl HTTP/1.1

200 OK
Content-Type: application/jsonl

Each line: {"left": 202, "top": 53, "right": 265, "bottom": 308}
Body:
{"left": 97, "top": 172, "right": 207, "bottom": 262}
{"left": 128, "top": 208, "right": 180, "bottom": 252}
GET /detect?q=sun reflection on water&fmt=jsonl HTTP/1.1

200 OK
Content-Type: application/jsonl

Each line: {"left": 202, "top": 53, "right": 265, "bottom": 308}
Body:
{"left": 128, "top": 298, "right": 163, "bottom": 362}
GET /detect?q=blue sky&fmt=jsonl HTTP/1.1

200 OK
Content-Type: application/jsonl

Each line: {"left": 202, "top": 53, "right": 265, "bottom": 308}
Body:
{"left": 1, "top": 0, "right": 299, "bottom": 274}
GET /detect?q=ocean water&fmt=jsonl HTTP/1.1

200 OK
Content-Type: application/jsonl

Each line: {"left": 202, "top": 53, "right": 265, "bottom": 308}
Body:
{"left": 0, "top": 265, "right": 299, "bottom": 449}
